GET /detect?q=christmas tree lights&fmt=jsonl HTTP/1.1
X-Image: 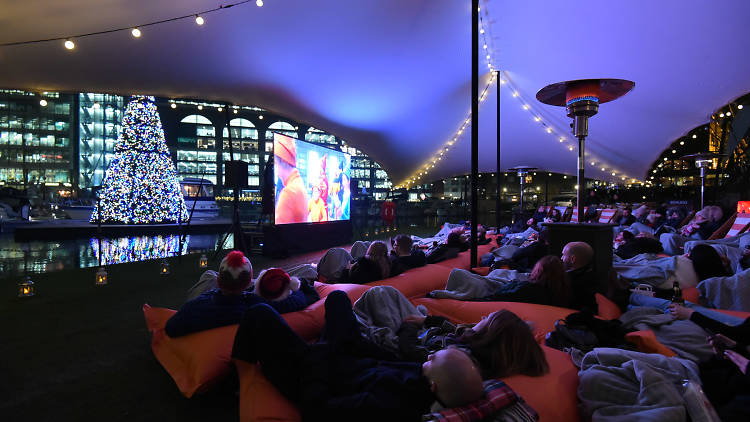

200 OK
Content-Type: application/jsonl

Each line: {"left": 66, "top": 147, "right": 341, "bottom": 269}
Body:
{"left": 91, "top": 96, "right": 188, "bottom": 224}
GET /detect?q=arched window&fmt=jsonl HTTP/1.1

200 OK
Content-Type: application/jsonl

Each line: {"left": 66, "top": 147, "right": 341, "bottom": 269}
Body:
{"left": 222, "top": 118, "right": 260, "bottom": 186}
{"left": 176, "top": 114, "right": 217, "bottom": 184}
{"left": 305, "top": 126, "right": 337, "bottom": 146}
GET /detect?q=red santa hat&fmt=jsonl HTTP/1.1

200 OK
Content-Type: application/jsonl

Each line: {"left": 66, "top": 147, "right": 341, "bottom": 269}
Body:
{"left": 218, "top": 251, "right": 253, "bottom": 292}
{"left": 254, "top": 268, "right": 300, "bottom": 301}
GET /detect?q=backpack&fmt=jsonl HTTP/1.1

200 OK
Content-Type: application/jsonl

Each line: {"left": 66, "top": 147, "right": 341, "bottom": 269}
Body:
{"left": 544, "top": 311, "right": 629, "bottom": 353}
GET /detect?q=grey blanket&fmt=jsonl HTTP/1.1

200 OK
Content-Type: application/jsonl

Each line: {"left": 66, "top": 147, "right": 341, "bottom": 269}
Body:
{"left": 412, "top": 222, "right": 466, "bottom": 247}
{"left": 352, "top": 285, "right": 426, "bottom": 352}
{"left": 612, "top": 253, "right": 677, "bottom": 287}
{"left": 698, "top": 267, "right": 750, "bottom": 311}
{"left": 429, "top": 268, "right": 528, "bottom": 300}
{"left": 578, "top": 348, "right": 701, "bottom": 422}
{"left": 618, "top": 307, "right": 715, "bottom": 362}
{"left": 317, "top": 247, "right": 353, "bottom": 281}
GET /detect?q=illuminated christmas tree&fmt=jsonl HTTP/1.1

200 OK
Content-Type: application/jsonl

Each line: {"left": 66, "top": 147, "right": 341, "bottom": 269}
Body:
{"left": 91, "top": 96, "right": 188, "bottom": 224}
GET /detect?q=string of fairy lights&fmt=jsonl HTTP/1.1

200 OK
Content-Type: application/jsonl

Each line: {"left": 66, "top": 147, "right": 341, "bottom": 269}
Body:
{"left": 397, "top": 1, "right": 644, "bottom": 189}
{"left": 0, "top": 0, "right": 264, "bottom": 49}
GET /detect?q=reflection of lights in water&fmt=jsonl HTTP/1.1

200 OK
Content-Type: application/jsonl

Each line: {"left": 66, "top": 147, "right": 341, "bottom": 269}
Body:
{"left": 91, "top": 234, "right": 188, "bottom": 266}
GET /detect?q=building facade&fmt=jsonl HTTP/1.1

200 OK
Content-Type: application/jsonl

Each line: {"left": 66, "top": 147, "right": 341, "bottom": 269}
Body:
{"left": 0, "top": 90, "right": 393, "bottom": 202}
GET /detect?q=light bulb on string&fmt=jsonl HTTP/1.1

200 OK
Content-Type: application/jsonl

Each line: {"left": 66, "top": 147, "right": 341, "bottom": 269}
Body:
{"left": 256, "top": 0, "right": 264, "bottom": 6}
{"left": 64, "top": 39, "right": 75, "bottom": 50}
{"left": 195, "top": 15, "right": 205, "bottom": 25}
{"left": 39, "top": 99, "right": 48, "bottom": 107}
{"left": 131, "top": 28, "right": 142, "bottom": 38}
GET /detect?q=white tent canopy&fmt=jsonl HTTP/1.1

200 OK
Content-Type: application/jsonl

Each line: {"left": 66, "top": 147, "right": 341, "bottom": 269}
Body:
{"left": 2, "top": 0, "right": 749, "bottom": 185}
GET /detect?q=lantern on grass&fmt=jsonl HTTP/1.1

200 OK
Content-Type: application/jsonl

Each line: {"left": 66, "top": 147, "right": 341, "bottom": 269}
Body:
{"left": 199, "top": 254, "right": 208, "bottom": 269}
{"left": 160, "top": 260, "right": 170, "bottom": 275}
{"left": 95, "top": 267, "right": 108, "bottom": 286}
{"left": 17, "top": 276, "right": 35, "bottom": 298}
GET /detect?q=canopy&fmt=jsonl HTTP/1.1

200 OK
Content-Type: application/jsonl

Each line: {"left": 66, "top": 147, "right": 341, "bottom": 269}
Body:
{"left": 2, "top": 0, "right": 749, "bottom": 185}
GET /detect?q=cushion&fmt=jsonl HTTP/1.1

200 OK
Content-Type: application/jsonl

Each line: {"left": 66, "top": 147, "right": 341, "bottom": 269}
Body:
{"left": 412, "top": 298, "right": 577, "bottom": 344}
{"left": 236, "top": 360, "right": 300, "bottom": 422}
{"left": 368, "top": 264, "right": 452, "bottom": 299}
{"left": 624, "top": 330, "right": 677, "bottom": 357}
{"left": 503, "top": 346, "right": 581, "bottom": 422}
{"left": 143, "top": 283, "right": 371, "bottom": 397}
{"left": 470, "top": 266, "right": 491, "bottom": 276}
{"left": 433, "top": 245, "right": 495, "bottom": 270}
{"left": 595, "top": 293, "right": 622, "bottom": 320}
{"left": 682, "top": 287, "right": 700, "bottom": 304}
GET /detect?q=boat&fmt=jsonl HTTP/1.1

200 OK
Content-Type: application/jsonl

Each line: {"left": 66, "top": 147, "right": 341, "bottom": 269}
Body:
{"left": 58, "top": 199, "right": 94, "bottom": 220}
{"left": 180, "top": 178, "right": 220, "bottom": 219}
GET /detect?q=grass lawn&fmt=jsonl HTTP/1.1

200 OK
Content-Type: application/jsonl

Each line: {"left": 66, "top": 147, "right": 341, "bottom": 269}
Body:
{"left": 0, "top": 226, "right": 439, "bottom": 421}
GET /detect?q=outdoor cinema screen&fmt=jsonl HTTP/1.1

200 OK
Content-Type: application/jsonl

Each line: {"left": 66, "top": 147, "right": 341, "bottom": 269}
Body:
{"left": 273, "top": 132, "right": 351, "bottom": 225}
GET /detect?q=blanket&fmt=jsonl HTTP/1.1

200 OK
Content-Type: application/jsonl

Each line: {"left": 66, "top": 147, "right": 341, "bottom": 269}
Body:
{"left": 685, "top": 232, "right": 750, "bottom": 273}
{"left": 352, "top": 285, "right": 426, "bottom": 353}
{"left": 317, "top": 247, "right": 353, "bottom": 281}
{"left": 618, "top": 307, "right": 715, "bottom": 362}
{"left": 413, "top": 223, "right": 466, "bottom": 247}
{"left": 612, "top": 253, "right": 677, "bottom": 287}
{"left": 429, "top": 268, "right": 528, "bottom": 300}
{"left": 578, "top": 347, "right": 701, "bottom": 422}
{"left": 698, "top": 267, "right": 750, "bottom": 311}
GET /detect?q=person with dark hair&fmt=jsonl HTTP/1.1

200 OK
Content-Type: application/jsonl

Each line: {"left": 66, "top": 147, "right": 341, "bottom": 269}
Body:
{"left": 346, "top": 240, "right": 391, "bottom": 283}
{"left": 562, "top": 241, "right": 598, "bottom": 313}
{"left": 231, "top": 292, "right": 485, "bottom": 420}
{"left": 426, "top": 230, "right": 467, "bottom": 264}
{"left": 544, "top": 208, "right": 562, "bottom": 224}
{"left": 614, "top": 230, "right": 664, "bottom": 259}
{"left": 505, "top": 228, "right": 551, "bottom": 272}
{"left": 479, "top": 255, "right": 572, "bottom": 308}
{"left": 165, "top": 251, "right": 318, "bottom": 337}
{"left": 615, "top": 207, "right": 636, "bottom": 227}
{"left": 689, "top": 243, "right": 731, "bottom": 282}
{"left": 660, "top": 205, "right": 724, "bottom": 255}
{"left": 527, "top": 206, "right": 548, "bottom": 229}
{"left": 389, "top": 234, "right": 426, "bottom": 276}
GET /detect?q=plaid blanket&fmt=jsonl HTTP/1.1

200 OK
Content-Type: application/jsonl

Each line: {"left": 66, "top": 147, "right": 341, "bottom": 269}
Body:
{"left": 423, "top": 379, "right": 538, "bottom": 422}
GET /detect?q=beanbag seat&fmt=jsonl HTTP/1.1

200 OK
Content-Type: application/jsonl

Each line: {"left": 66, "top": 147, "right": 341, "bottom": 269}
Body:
{"left": 143, "top": 282, "right": 370, "bottom": 398}
{"left": 412, "top": 298, "right": 577, "bottom": 343}
{"left": 503, "top": 345, "right": 581, "bottom": 422}
{"left": 236, "top": 360, "right": 300, "bottom": 422}
{"left": 432, "top": 244, "right": 494, "bottom": 269}
{"left": 235, "top": 352, "right": 571, "bottom": 422}
{"left": 368, "top": 264, "right": 452, "bottom": 299}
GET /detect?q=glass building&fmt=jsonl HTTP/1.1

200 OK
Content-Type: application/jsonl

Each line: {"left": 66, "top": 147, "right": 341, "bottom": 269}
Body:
{"left": 0, "top": 90, "right": 76, "bottom": 196}
{"left": 0, "top": 90, "right": 392, "bottom": 203}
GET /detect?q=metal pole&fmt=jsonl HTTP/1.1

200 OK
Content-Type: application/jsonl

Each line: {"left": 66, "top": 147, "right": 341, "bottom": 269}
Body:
{"left": 519, "top": 174, "right": 524, "bottom": 216}
{"left": 495, "top": 71, "right": 501, "bottom": 229}
{"left": 470, "top": 0, "right": 478, "bottom": 268}
{"left": 700, "top": 167, "right": 705, "bottom": 210}
{"left": 577, "top": 135, "right": 585, "bottom": 223}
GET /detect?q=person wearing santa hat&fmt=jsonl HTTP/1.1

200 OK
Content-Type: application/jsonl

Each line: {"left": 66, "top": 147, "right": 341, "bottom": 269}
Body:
{"left": 165, "top": 251, "right": 319, "bottom": 337}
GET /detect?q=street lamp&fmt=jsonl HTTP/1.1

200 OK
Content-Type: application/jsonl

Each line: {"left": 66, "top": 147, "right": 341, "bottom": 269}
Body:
{"left": 508, "top": 166, "right": 536, "bottom": 217}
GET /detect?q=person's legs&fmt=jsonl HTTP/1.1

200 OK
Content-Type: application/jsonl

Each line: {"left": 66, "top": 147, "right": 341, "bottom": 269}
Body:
{"left": 628, "top": 293, "right": 744, "bottom": 325}
{"left": 231, "top": 303, "right": 310, "bottom": 402}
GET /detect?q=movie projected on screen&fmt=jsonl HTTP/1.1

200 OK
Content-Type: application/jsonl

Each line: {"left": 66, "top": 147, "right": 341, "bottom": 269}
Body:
{"left": 273, "top": 132, "right": 351, "bottom": 225}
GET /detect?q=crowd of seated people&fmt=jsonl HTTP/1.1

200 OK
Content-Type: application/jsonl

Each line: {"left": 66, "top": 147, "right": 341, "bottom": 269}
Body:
{"left": 153, "top": 198, "right": 750, "bottom": 421}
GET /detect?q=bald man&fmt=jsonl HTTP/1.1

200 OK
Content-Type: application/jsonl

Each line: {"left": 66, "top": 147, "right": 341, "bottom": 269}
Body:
{"left": 232, "top": 291, "right": 484, "bottom": 420}
{"left": 562, "top": 241, "right": 598, "bottom": 313}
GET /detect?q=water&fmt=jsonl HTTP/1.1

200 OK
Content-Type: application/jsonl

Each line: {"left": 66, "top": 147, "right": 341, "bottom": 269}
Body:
{"left": 0, "top": 233, "right": 233, "bottom": 278}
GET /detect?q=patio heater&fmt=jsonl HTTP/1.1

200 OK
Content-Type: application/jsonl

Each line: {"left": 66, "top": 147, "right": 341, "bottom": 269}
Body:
{"left": 681, "top": 152, "right": 726, "bottom": 210}
{"left": 508, "top": 166, "right": 536, "bottom": 218}
{"left": 536, "top": 79, "right": 635, "bottom": 222}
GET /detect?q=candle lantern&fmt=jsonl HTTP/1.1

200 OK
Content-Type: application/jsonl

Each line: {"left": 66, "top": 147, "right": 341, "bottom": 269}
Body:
{"left": 160, "top": 260, "right": 170, "bottom": 275}
{"left": 199, "top": 254, "right": 208, "bottom": 269}
{"left": 95, "top": 267, "right": 108, "bottom": 286}
{"left": 17, "top": 276, "right": 35, "bottom": 298}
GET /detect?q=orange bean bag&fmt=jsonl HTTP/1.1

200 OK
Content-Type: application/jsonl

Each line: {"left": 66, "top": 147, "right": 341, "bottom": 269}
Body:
{"left": 143, "top": 282, "right": 371, "bottom": 398}
{"left": 503, "top": 346, "right": 581, "bottom": 422}
{"left": 412, "top": 298, "right": 577, "bottom": 344}
{"left": 236, "top": 360, "right": 300, "bottom": 422}
{"left": 235, "top": 347, "right": 579, "bottom": 422}
{"left": 432, "top": 245, "right": 494, "bottom": 270}
{"left": 368, "top": 264, "right": 452, "bottom": 299}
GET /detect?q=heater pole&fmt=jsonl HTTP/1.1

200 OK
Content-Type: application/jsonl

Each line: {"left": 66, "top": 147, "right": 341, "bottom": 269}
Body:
{"left": 577, "top": 135, "right": 585, "bottom": 222}
{"left": 470, "top": 0, "right": 479, "bottom": 268}
{"left": 496, "top": 71, "right": 501, "bottom": 229}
